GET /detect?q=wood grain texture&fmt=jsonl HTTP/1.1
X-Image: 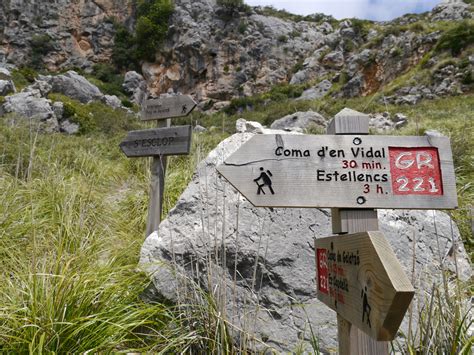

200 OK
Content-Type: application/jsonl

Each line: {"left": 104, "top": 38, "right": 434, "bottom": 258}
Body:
{"left": 331, "top": 208, "right": 379, "bottom": 234}
{"left": 329, "top": 111, "right": 389, "bottom": 354}
{"left": 217, "top": 134, "right": 457, "bottom": 209}
{"left": 119, "top": 125, "right": 192, "bottom": 157}
{"left": 328, "top": 111, "right": 369, "bottom": 135}
{"left": 141, "top": 95, "right": 196, "bottom": 120}
{"left": 145, "top": 119, "right": 170, "bottom": 237}
{"left": 315, "top": 231, "right": 414, "bottom": 341}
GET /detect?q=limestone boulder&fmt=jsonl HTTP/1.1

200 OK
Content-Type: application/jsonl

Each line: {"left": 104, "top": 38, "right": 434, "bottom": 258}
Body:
{"left": 2, "top": 90, "right": 58, "bottom": 132}
{"left": 42, "top": 71, "right": 103, "bottom": 103}
{"left": 270, "top": 110, "right": 327, "bottom": 132}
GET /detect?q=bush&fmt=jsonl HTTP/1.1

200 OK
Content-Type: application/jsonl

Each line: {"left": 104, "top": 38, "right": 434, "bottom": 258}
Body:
{"left": 217, "top": 0, "right": 244, "bottom": 10}
{"left": 435, "top": 21, "right": 474, "bottom": 56}
{"left": 49, "top": 93, "right": 138, "bottom": 135}
{"left": 30, "top": 34, "right": 55, "bottom": 68}
{"left": 112, "top": 24, "right": 139, "bottom": 70}
{"left": 350, "top": 18, "right": 372, "bottom": 39}
{"left": 112, "top": 0, "right": 174, "bottom": 68}
{"left": 90, "top": 64, "right": 126, "bottom": 97}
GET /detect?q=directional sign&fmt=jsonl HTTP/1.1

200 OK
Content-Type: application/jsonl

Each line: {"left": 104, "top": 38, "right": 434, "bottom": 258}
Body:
{"left": 315, "top": 231, "right": 414, "bottom": 341}
{"left": 141, "top": 95, "right": 196, "bottom": 121}
{"left": 216, "top": 134, "right": 457, "bottom": 209}
{"left": 119, "top": 125, "right": 192, "bottom": 157}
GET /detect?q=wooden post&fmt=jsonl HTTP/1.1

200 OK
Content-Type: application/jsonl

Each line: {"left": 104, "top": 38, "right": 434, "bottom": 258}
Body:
{"left": 327, "top": 108, "right": 389, "bottom": 355}
{"left": 146, "top": 119, "right": 171, "bottom": 237}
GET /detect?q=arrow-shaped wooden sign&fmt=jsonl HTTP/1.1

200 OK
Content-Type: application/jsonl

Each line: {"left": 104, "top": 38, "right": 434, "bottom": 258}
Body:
{"left": 315, "top": 231, "right": 414, "bottom": 341}
{"left": 119, "top": 125, "right": 192, "bottom": 157}
{"left": 216, "top": 134, "right": 457, "bottom": 209}
{"left": 141, "top": 95, "right": 196, "bottom": 121}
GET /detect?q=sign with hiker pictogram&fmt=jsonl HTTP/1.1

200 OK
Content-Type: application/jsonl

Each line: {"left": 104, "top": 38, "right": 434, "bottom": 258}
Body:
{"left": 141, "top": 95, "right": 197, "bottom": 121}
{"left": 216, "top": 134, "right": 457, "bottom": 209}
{"left": 314, "top": 231, "right": 415, "bottom": 341}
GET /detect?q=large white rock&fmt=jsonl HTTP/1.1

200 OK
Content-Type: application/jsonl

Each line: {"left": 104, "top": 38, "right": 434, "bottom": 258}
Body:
{"left": 3, "top": 90, "right": 58, "bottom": 132}
{"left": 41, "top": 71, "right": 103, "bottom": 103}
{"left": 140, "top": 132, "right": 471, "bottom": 353}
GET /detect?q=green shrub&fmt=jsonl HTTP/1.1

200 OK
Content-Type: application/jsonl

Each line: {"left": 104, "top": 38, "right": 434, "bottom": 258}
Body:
{"left": 30, "top": 34, "right": 55, "bottom": 68}
{"left": 391, "top": 46, "right": 403, "bottom": 57}
{"left": 121, "top": 99, "right": 133, "bottom": 108}
{"left": 112, "top": 0, "right": 174, "bottom": 68}
{"left": 217, "top": 0, "right": 244, "bottom": 11}
{"left": 350, "top": 18, "right": 372, "bottom": 39}
{"left": 49, "top": 93, "right": 138, "bottom": 135}
{"left": 278, "top": 35, "right": 288, "bottom": 43}
{"left": 435, "top": 21, "right": 474, "bottom": 56}
{"left": 461, "top": 70, "right": 473, "bottom": 85}
{"left": 255, "top": 5, "right": 336, "bottom": 25}
{"left": 17, "top": 67, "right": 38, "bottom": 83}
{"left": 238, "top": 20, "right": 248, "bottom": 34}
{"left": 292, "top": 59, "right": 304, "bottom": 74}
{"left": 289, "top": 30, "right": 301, "bottom": 39}
{"left": 112, "top": 24, "right": 139, "bottom": 70}
{"left": 90, "top": 64, "right": 125, "bottom": 97}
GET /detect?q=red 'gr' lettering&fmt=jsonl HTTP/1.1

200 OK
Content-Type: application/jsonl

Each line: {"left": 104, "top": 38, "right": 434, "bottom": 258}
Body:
{"left": 389, "top": 147, "right": 443, "bottom": 196}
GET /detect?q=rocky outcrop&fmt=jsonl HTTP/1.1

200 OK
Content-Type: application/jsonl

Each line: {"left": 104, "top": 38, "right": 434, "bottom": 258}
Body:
{"left": 0, "top": 0, "right": 134, "bottom": 71}
{"left": 430, "top": 1, "right": 473, "bottom": 21}
{"left": 270, "top": 110, "right": 327, "bottom": 132}
{"left": 40, "top": 70, "right": 103, "bottom": 103}
{"left": 139, "top": 131, "right": 471, "bottom": 353}
{"left": 297, "top": 79, "right": 332, "bottom": 100}
{"left": 144, "top": 0, "right": 335, "bottom": 103}
{"left": 123, "top": 70, "right": 146, "bottom": 104}
{"left": 2, "top": 90, "right": 59, "bottom": 132}
{"left": 0, "top": 0, "right": 472, "bottom": 107}
{"left": 1, "top": 70, "right": 129, "bottom": 133}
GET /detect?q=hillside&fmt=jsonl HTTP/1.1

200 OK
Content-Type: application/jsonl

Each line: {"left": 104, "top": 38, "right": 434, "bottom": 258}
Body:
{"left": 0, "top": 0, "right": 473, "bottom": 353}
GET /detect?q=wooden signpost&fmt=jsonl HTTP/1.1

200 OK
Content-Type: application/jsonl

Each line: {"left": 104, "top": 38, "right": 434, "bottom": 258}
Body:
{"left": 141, "top": 95, "right": 196, "bottom": 120}
{"left": 119, "top": 126, "right": 192, "bottom": 157}
{"left": 120, "top": 94, "right": 196, "bottom": 237}
{"left": 315, "top": 231, "right": 414, "bottom": 341}
{"left": 216, "top": 135, "right": 457, "bottom": 209}
{"left": 216, "top": 108, "right": 458, "bottom": 354}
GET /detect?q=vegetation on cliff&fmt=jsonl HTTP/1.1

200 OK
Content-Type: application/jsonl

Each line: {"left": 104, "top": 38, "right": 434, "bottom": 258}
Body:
{"left": 112, "top": 0, "right": 174, "bottom": 70}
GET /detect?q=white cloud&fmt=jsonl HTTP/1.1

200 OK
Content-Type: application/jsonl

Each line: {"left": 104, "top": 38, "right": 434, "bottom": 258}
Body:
{"left": 245, "top": 0, "right": 442, "bottom": 21}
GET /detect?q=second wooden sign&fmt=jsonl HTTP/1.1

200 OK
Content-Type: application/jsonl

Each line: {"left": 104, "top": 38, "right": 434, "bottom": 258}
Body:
{"left": 119, "top": 125, "right": 192, "bottom": 158}
{"left": 315, "top": 231, "right": 414, "bottom": 341}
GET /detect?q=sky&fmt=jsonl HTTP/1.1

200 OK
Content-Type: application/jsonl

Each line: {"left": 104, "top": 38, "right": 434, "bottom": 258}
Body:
{"left": 245, "top": 0, "right": 444, "bottom": 21}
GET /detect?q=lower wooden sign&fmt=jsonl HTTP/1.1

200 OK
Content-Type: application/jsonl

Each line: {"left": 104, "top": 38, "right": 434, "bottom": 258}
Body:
{"left": 119, "top": 125, "right": 192, "bottom": 157}
{"left": 315, "top": 231, "right": 414, "bottom": 341}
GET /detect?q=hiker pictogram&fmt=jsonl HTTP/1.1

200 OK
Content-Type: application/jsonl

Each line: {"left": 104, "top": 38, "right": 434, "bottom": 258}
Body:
{"left": 361, "top": 286, "right": 372, "bottom": 328}
{"left": 181, "top": 104, "right": 187, "bottom": 114}
{"left": 254, "top": 167, "right": 274, "bottom": 195}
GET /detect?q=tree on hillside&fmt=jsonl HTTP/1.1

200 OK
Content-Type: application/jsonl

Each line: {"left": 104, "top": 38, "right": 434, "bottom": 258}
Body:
{"left": 217, "top": 0, "right": 245, "bottom": 11}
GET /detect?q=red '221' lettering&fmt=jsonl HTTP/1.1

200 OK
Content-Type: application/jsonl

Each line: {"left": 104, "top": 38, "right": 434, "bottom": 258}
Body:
{"left": 389, "top": 147, "right": 443, "bottom": 196}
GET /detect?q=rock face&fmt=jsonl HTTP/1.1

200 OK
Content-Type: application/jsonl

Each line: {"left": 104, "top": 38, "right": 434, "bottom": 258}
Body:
{"left": 0, "top": 0, "right": 133, "bottom": 71}
{"left": 144, "top": 0, "right": 473, "bottom": 104}
{"left": 145, "top": 0, "right": 336, "bottom": 102}
{"left": 1, "top": 0, "right": 472, "bottom": 105}
{"left": 140, "top": 132, "right": 471, "bottom": 353}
